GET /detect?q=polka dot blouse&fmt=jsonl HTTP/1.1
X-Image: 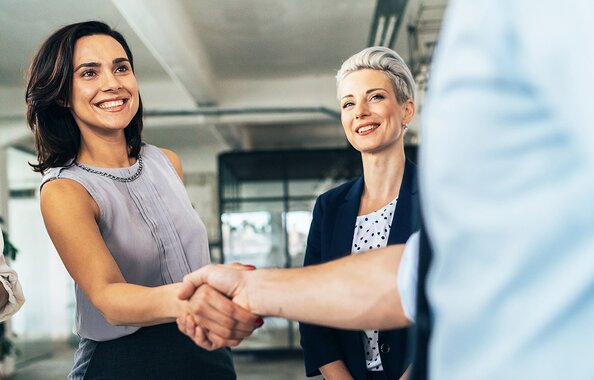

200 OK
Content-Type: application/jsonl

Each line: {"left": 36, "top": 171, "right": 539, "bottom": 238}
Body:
{"left": 351, "top": 197, "right": 398, "bottom": 372}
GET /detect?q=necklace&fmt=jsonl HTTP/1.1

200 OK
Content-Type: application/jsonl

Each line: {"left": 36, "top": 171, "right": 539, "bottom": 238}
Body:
{"left": 75, "top": 155, "right": 144, "bottom": 182}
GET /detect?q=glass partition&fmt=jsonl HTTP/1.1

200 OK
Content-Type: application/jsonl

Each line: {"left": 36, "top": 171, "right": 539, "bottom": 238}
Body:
{"left": 217, "top": 147, "right": 417, "bottom": 350}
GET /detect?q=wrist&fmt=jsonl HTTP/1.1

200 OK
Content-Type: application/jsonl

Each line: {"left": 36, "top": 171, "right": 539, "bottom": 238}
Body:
{"left": 167, "top": 282, "right": 186, "bottom": 318}
{"left": 243, "top": 270, "right": 262, "bottom": 315}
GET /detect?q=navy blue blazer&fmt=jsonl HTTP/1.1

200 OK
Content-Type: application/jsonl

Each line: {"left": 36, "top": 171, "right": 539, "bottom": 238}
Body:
{"left": 299, "top": 160, "right": 420, "bottom": 380}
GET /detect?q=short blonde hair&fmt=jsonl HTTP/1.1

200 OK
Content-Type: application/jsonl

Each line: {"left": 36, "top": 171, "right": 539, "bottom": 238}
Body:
{"left": 336, "top": 46, "right": 415, "bottom": 103}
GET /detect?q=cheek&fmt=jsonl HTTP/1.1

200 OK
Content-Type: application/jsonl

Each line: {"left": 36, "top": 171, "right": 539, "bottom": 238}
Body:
{"left": 123, "top": 78, "right": 140, "bottom": 113}
{"left": 340, "top": 112, "right": 352, "bottom": 132}
{"left": 70, "top": 83, "right": 94, "bottom": 106}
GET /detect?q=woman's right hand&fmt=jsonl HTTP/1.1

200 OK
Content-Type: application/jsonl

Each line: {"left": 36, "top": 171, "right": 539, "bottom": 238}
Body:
{"left": 177, "top": 263, "right": 263, "bottom": 350}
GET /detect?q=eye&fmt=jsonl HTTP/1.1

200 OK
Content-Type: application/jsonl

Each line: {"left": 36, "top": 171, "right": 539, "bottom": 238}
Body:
{"left": 115, "top": 64, "right": 130, "bottom": 74}
{"left": 341, "top": 101, "right": 354, "bottom": 109}
{"left": 370, "top": 93, "right": 385, "bottom": 101}
{"left": 81, "top": 70, "right": 97, "bottom": 78}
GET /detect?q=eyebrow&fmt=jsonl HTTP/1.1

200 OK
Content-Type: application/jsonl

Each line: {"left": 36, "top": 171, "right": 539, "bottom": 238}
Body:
{"left": 73, "top": 57, "right": 130, "bottom": 73}
{"left": 340, "top": 88, "right": 387, "bottom": 100}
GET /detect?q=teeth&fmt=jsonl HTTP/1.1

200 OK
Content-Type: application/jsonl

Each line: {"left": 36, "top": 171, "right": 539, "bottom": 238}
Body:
{"left": 98, "top": 100, "right": 125, "bottom": 109}
{"left": 357, "top": 124, "right": 379, "bottom": 133}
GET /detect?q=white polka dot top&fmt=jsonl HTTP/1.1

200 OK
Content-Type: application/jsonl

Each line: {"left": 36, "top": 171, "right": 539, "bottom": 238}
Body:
{"left": 351, "top": 196, "right": 398, "bottom": 371}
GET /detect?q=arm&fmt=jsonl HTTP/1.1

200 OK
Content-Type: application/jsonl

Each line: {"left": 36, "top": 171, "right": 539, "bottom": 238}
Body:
{"left": 42, "top": 179, "right": 258, "bottom": 330}
{"left": 41, "top": 178, "right": 185, "bottom": 326}
{"left": 181, "top": 243, "right": 411, "bottom": 331}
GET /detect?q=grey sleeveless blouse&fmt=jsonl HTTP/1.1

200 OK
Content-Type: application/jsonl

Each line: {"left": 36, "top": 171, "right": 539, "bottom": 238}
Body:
{"left": 41, "top": 144, "right": 210, "bottom": 341}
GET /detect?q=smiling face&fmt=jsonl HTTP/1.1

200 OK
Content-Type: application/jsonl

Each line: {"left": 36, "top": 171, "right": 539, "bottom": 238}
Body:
{"left": 69, "top": 34, "right": 139, "bottom": 137}
{"left": 339, "top": 69, "right": 414, "bottom": 155}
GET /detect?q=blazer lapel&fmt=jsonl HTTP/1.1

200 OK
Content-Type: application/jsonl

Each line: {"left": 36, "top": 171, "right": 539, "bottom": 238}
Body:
{"left": 388, "top": 160, "right": 420, "bottom": 244}
{"left": 330, "top": 176, "right": 364, "bottom": 259}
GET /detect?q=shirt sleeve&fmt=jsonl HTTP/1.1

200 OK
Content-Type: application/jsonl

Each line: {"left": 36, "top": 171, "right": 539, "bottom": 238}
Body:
{"left": 0, "top": 234, "right": 25, "bottom": 321}
{"left": 398, "top": 231, "right": 420, "bottom": 323}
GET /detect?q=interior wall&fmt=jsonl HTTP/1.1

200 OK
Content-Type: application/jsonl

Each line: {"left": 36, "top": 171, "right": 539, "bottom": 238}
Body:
{"left": 7, "top": 148, "right": 74, "bottom": 340}
{"left": 175, "top": 144, "right": 227, "bottom": 245}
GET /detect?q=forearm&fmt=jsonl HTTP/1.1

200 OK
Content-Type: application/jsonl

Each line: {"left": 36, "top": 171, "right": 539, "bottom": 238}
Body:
{"left": 94, "top": 282, "right": 184, "bottom": 326}
{"left": 248, "top": 244, "right": 410, "bottom": 329}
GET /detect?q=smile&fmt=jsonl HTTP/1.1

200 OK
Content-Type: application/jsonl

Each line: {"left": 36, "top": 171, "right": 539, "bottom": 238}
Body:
{"left": 356, "top": 124, "right": 379, "bottom": 134}
{"left": 96, "top": 98, "right": 128, "bottom": 111}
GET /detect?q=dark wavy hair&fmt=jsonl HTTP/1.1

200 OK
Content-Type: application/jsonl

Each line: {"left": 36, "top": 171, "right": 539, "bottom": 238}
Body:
{"left": 26, "top": 21, "right": 143, "bottom": 173}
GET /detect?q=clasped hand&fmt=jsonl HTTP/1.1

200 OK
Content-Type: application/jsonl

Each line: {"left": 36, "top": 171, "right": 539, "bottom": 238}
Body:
{"left": 176, "top": 263, "right": 263, "bottom": 351}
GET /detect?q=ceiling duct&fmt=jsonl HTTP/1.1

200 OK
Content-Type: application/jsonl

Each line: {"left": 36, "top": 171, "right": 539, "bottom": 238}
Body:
{"left": 368, "top": 0, "right": 409, "bottom": 48}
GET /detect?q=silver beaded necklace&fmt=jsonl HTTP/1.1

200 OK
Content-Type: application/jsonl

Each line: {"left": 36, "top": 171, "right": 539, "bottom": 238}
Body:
{"left": 75, "top": 155, "right": 144, "bottom": 183}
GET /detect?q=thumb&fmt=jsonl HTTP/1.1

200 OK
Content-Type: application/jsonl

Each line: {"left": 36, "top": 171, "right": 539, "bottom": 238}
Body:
{"left": 178, "top": 267, "right": 209, "bottom": 300}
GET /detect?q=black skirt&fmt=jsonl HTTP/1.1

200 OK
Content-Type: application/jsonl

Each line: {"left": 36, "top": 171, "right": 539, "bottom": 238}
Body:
{"left": 78, "top": 323, "right": 236, "bottom": 380}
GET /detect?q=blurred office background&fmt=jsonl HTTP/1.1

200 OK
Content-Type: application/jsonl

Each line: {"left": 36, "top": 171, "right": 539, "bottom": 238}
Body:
{"left": 0, "top": 0, "right": 447, "bottom": 377}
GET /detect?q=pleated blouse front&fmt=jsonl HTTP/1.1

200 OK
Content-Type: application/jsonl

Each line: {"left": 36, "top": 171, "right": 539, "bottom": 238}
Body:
{"left": 41, "top": 144, "right": 210, "bottom": 341}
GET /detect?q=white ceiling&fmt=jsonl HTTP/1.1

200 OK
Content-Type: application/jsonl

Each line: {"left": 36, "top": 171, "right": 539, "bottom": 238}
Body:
{"left": 0, "top": 0, "right": 447, "bottom": 155}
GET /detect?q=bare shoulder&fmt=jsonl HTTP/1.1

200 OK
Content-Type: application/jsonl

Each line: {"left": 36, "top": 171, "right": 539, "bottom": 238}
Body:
{"left": 40, "top": 178, "right": 98, "bottom": 220}
{"left": 159, "top": 147, "right": 184, "bottom": 180}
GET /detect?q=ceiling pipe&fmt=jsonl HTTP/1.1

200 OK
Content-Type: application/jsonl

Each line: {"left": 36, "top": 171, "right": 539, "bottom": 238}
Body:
{"left": 144, "top": 106, "right": 340, "bottom": 120}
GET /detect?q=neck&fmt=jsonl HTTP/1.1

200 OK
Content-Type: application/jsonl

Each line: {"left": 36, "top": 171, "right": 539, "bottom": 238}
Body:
{"left": 359, "top": 144, "right": 406, "bottom": 212}
{"left": 78, "top": 134, "right": 134, "bottom": 168}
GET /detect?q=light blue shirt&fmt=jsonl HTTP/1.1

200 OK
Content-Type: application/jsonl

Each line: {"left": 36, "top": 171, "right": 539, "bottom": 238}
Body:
{"left": 420, "top": 0, "right": 594, "bottom": 379}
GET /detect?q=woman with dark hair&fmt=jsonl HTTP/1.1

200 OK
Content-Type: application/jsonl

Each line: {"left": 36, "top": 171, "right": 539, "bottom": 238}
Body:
{"left": 26, "top": 21, "right": 259, "bottom": 380}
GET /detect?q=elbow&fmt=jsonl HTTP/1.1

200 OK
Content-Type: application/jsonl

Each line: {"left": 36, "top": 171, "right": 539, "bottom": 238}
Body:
{"left": 97, "top": 305, "right": 125, "bottom": 326}
{"left": 91, "top": 293, "right": 126, "bottom": 326}
{"left": 104, "top": 314, "right": 126, "bottom": 326}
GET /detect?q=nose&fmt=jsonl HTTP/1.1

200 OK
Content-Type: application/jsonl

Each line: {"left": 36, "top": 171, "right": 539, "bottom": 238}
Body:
{"left": 354, "top": 101, "right": 370, "bottom": 119}
{"left": 101, "top": 71, "right": 123, "bottom": 92}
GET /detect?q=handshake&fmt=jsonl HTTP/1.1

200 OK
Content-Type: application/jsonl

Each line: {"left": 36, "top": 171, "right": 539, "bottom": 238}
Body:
{"left": 176, "top": 263, "right": 263, "bottom": 351}
{"left": 175, "top": 243, "right": 410, "bottom": 351}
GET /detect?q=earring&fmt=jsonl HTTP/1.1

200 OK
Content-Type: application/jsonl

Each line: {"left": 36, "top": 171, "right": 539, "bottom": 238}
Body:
{"left": 403, "top": 123, "right": 408, "bottom": 130}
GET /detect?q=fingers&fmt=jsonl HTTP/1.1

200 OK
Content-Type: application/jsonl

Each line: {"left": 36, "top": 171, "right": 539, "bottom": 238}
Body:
{"left": 178, "top": 263, "right": 260, "bottom": 350}
{"left": 177, "top": 314, "right": 193, "bottom": 339}
{"left": 178, "top": 313, "right": 220, "bottom": 351}
{"left": 178, "top": 312, "right": 246, "bottom": 351}
{"left": 186, "top": 284, "right": 262, "bottom": 340}
{"left": 193, "top": 325, "right": 216, "bottom": 351}
{"left": 203, "top": 329, "right": 242, "bottom": 349}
